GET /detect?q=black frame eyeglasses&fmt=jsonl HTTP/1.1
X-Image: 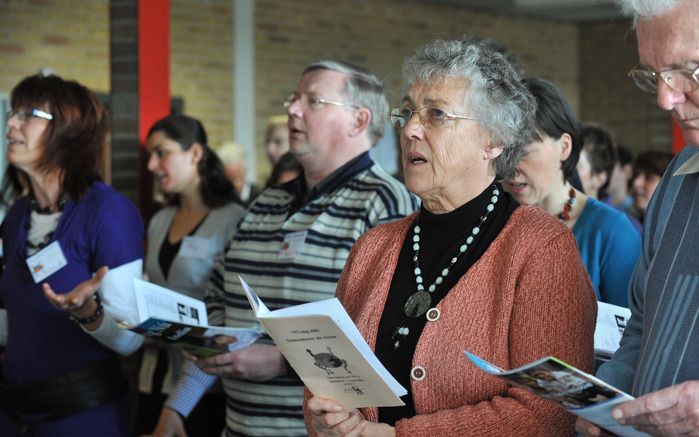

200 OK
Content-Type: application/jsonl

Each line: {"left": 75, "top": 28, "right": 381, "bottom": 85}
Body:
{"left": 389, "top": 106, "right": 476, "bottom": 129}
{"left": 6, "top": 108, "right": 54, "bottom": 122}
{"left": 628, "top": 65, "right": 699, "bottom": 94}
{"left": 283, "top": 92, "right": 358, "bottom": 110}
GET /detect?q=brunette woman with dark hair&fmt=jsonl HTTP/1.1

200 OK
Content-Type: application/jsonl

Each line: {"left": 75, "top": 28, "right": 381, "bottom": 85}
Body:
{"left": 504, "top": 78, "right": 640, "bottom": 307}
{"left": 0, "top": 74, "right": 144, "bottom": 435}
{"left": 133, "top": 114, "right": 245, "bottom": 436}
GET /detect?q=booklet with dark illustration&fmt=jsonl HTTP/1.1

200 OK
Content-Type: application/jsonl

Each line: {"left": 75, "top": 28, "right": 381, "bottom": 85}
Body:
{"left": 465, "top": 352, "right": 650, "bottom": 437}
{"left": 117, "top": 279, "right": 261, "bottom": 357}
{"left": 239, "top": 275, "right": 406, "bottom": 409}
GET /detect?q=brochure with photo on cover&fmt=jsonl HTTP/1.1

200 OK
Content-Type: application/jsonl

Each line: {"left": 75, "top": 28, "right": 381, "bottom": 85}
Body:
{"left": 116, "top": 278, "right": 261, "bottom": 357}
{"left": 465, "top": 352, "right": 650, "bottom": 437}
{"left": 239, "top": 275, "right": 406, "bottom": 409}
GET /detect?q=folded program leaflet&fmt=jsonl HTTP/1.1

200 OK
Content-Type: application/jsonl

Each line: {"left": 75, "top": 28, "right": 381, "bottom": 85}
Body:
{"left": 239, "top": 275, "right": 406, "bottom": 409}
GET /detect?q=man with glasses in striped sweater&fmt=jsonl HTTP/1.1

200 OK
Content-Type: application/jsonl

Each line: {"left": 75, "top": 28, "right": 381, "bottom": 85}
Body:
{"left": 151, "top": 60, "right": 417, "bottom": 437}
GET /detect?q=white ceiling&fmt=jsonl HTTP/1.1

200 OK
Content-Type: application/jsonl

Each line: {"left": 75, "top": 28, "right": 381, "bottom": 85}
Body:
{"left": 423, "top": 0, "right": 624, "bottom": 22}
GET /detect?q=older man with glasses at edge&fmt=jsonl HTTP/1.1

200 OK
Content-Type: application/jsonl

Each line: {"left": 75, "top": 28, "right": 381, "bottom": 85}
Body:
{"left": 576, "top": 1, "right": 699, "bottom": 436}
{"left": 149, "top": 60, "right": 418, "bottom": 437}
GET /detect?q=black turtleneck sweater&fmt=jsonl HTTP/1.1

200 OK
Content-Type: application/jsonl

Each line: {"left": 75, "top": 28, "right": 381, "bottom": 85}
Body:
{"left": 376, "top": 183, "right": 519, "bottom": 425}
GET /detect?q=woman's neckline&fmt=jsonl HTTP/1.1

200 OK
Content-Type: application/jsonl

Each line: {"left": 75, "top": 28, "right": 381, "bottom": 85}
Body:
{"left": 418, "top": 183, "right": 498, "bottom": 235}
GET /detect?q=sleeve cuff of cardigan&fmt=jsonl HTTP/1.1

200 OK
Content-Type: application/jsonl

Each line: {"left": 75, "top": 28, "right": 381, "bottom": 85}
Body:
{"left": 165, "top": 360, "right": 217, "bottom": 417}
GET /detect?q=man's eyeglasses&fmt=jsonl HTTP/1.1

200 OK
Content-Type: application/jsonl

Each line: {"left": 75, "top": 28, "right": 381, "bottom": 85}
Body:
{"left": 628, "top": 65, "right": 699, "bottom": 94}
{"left": 283, "top": 92, "right": 358, "bottom": 110}
{"left": 6, "top": 108, "right": 54, "bottom": 122}
{"left": 390, "top": 106, "right": 476, "bottom": 129}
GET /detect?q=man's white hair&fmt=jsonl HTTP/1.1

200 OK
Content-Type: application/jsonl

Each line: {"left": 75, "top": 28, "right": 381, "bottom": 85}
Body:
{"left": 617, "top": 0, "right": 680, "bottom": 20}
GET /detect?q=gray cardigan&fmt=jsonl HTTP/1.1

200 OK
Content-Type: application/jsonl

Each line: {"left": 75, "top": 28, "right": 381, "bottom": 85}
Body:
{"left": 145, "top": 202, "right": 245, "bottom": 297}
{"left": 139, "top": 201, "right": 246, "bottom": 394}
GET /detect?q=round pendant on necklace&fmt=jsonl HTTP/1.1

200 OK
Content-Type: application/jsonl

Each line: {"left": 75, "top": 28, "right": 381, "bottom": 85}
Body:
{"left": 404, "top": 290, "right": 432, "bottom": 318}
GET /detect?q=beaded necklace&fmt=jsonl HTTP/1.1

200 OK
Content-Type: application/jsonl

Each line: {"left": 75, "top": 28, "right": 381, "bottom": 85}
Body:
{"left": 557, "top": 188, "right": 576, "bottom": 222}
{"left": 391, "top": 186, "right": 500, "bottom": 350}
{"left": 24, "top": 194, "right": 67, "bottom": 255}
{"left": 29, "top": 195, "right": 67, "bottom": 215}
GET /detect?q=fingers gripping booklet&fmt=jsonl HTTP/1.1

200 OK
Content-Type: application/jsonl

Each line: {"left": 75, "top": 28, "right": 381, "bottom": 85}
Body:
{"left": 465, "top": 352, "right": 651, "bottom": 437}
{"left": 239, "top": 275, "right": 407, "bottom": 409}
{"left": 116, "top": 278, "right": 261, "bottom": 357}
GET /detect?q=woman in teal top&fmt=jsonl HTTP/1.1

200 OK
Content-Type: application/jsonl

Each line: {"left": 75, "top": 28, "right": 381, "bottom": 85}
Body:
{"left": 572, "top": 196, "right": 640, "bottom": 305}
{"left": 504, "top": 78, "right": 640, "bottom": 306}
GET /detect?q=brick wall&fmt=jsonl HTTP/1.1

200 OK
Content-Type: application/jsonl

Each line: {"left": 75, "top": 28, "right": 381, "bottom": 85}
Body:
{"left": 110, "top": 0, "right": 139, "bottom": 201}
{"left": 170, "top": 0, "right": 234, "bottom": 149}
{"left": 0, "top": 0, "right": 110, "bottom": 94}
{"left": 580, "top": 20, "right": 672, "bottom": 152}
{"left": 255, "top": 0, "right": 580, "bottom": 178}
{"left": 0, "top": 0, "right": 663, "bottom": 188}
{"left": 0, "top": 0, "right": 234, "bottom": 144}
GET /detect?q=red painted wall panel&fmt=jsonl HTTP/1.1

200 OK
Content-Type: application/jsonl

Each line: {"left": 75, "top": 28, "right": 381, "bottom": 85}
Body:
{"left": 672, "top": 120, "right": 685, "bottom": 154}
{"left": 138, "top": 0, "right": 169, "bottom": 213}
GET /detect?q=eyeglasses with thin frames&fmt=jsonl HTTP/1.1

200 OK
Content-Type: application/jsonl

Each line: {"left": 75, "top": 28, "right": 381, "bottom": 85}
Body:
{"left": 390, "top": 106, "right": 476, "bottom": 129}
{"left": 283, "top": 92, "right": 358, "bottom": 110}
{"left": 6, "top": 108, "right": 54, "bottom": 122}
{"left": 628, "top": 65, "right": 699, "bottom": 94}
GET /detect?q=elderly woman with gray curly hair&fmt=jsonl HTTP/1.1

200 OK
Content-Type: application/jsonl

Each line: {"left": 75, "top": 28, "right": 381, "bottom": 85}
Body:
{"left": 303, "top": 38, "right": 597, "bottom": 436}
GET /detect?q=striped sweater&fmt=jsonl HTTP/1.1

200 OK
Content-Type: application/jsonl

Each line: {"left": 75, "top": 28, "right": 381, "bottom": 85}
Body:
{"left": 597, "top": 146, "right": 699, "bottom": 396}
{"left": 168, "top": 155, "right": 417, "bottom": 437}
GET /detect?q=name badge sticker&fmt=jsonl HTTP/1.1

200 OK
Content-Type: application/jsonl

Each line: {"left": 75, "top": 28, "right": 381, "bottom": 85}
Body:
{"left": 277, "top": 230, "right": 308, "bottom": 259}
{"left": 26, "top": 240, "right": 68, "bottom": 283}
{"left": 179, "top": 236, "right": 213, "bottom": 260}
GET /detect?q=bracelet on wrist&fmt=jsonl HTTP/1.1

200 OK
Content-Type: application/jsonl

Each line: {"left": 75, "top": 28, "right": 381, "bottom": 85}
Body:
{"left": 69, "top": 293, "right": 104, "bottom": 325}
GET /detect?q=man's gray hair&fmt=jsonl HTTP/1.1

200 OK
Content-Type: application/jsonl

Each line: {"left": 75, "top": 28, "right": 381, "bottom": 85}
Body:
{"left": 616, "top": 0, "right": 679, "bottom": 24}
{"left": 304, "top": 60, "right": 389, "bottom": 146}
{"left": 402, "top": 38, "right": 536, "bottom": 180}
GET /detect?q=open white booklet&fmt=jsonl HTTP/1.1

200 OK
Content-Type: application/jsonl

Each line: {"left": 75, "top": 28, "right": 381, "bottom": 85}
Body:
{"left": 595, "top": 301, "right": 631, "bottom": 361}
{"left": 465, "top": 352, "right": 650, "bottom": 437}
{"left": 239, "top": 275, "right": 406, "bottom": 409}
{"left": 116, "top": 278, "right": 261, "bottom": 357}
